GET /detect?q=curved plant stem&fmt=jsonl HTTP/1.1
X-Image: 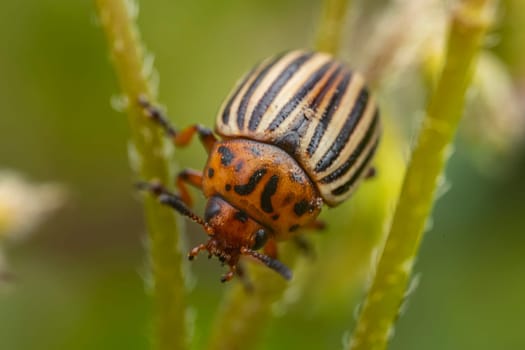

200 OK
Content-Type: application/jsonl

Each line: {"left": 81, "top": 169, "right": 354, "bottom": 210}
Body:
{"left": 315, "top": 0, "right": 352, "bottom": 55}
{"left": 349, "top": 1, "right": 495, "bottom": 349}
{"left": 95, "top": 1, "right": 187, "bottom": 350}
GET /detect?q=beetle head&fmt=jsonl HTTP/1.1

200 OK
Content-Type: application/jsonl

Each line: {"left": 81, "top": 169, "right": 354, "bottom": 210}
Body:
{"left": 189, "top": 196, "right": 291, "bottom": 282}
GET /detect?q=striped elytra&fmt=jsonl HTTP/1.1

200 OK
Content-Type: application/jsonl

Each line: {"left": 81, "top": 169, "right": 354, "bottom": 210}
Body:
{"left": 139, "top": 49, "right": 380, "bottom": 283}
{"left": 216, "top": 50, "right": 381, "bottom": 206}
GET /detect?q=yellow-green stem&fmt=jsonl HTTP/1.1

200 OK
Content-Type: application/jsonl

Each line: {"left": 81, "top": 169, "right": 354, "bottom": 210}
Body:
{"left": 349, "top": 1, "right": 495, "bottom": 349}
{"left": 315, "top": 0, "right": 351, "bottom": 55}
{"left": 95, "top": 1, "right": 187, "bottom": 349}
{"left": 207, "top": 246, "right": 295, "bottom": 350}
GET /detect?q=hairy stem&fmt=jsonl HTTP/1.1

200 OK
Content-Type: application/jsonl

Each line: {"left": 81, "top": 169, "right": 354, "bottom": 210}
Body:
{"left": 349, "top": 1, "right": 495, "bottom": 349}
{"left": 206, "top": 248, "right": 294, "bottom": 350}
{"left": 95, "top": 1, "right": 188, "bottom": 349}
{"left": 315, "top": 0, "right": 352, "bottom": 55}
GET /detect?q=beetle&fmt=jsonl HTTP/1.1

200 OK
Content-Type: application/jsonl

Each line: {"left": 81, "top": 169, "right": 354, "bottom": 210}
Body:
{"left": 137, "top": 50, "right": 380, "bottom": 283}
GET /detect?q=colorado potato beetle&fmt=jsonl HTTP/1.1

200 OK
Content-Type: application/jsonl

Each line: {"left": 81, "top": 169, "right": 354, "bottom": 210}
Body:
{"left": 138, "top": 50, "right": 380, "bottom": 283}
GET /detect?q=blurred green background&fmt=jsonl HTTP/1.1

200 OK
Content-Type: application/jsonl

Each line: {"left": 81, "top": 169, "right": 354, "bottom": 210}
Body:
{"left": 1, "top": 0, "right": 524, "bottom": 349}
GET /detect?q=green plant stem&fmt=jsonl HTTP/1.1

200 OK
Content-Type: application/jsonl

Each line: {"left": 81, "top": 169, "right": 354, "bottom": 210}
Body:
{"left": 349, "top": 1, "right": 495, "bottom": 350}
{"left": 95, "top": 1, "right": 187, "bottom": 350}
{"left": 207, "top": 247, "right": 294, "bottom": 350}
{"left": 315, "top": 0, "right": 351, "bottom": 55}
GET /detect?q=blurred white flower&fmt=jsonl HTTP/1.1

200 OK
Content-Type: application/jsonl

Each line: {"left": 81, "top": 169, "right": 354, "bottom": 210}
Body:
{"left": 349, "top": 0, "right": 524, "bottom": 171}
{"left": 0, "top": 171, "right": 67, "bottom": 243}
{"left": 348, "top": 0, "right": 447, "bottom": 86}
{"left": 463, "top": 52, "right": 525, "bottom": 163}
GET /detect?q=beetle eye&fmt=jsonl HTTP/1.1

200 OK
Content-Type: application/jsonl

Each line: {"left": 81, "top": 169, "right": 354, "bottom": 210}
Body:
{"left": 252, "top": 229, "right": 268, "bottom": 250}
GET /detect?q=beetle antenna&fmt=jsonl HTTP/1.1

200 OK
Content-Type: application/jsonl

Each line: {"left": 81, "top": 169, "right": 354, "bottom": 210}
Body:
{"left": 136, "top": 181, "right": 213, "bottom": 234}
{"left": 241, "top": 247, "right": 292, "bottom": 280}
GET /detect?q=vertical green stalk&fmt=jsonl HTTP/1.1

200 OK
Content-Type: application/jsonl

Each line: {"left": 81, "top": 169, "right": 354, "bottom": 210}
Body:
{"left": 349, "top": 1, "right": 495, "bottom": 350}
{"left": 95, "top": 1, "right": 187, "bottom": 350}
{"left": 315, "top": 0, "right": 351, "bottom": 55}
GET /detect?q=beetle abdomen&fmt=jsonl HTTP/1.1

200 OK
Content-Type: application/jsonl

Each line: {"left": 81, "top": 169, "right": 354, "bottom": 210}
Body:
{"left": 215, "top": 50, "right": 380, "bottom": 206}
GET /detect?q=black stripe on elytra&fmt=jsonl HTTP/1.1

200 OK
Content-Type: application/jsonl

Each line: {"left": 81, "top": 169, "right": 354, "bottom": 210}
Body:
{"left": 248, "top": 52, "right": 314, "bottom": 131}
{"left": 315, "top": 87, "right": 369, "bottom": 172}
{"left": 309, "top": 64, "right": 343, "bottom": 110}
{"left": 266, "top": 60, "right": 333, "bottom": 132}
{"left": 278, "top": 63, "right": 342, "bottom": 142}
{"left": 320, "top": 109, "right": 379, "bottom": 184}
{"left": 236, "top": 53, "right": 285, "bottom": 130}
{"left": 307, "top": 70, "right": 352, "bottom": 156}
{"left": 221, "top": 64, "right": 259, "bottom": 125}
{"left": 260, "top": 175, "right": 279, "bottom": 213}
{"left": 234, "top": 168, "right": 267, "bottom": 195}
{"left": 217, "top": 146, "right": 234, "bottom": 166}
{"left": 331, "top": 137, "right": 380, "bottom": 196}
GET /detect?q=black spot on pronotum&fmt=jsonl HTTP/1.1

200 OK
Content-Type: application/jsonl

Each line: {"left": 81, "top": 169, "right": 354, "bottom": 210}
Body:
{"left": 289, "top": 224, "right": 300, "bottom": 232}
{"left": 294, "top": 200, "right": 310, "bottom": 217}
{"left": 234, "top": 168, "right": 267, "bottom": 195}
{"left": 234, "top": 210, "right": 248, "bottom": 223}
{"left": 225, "top": 184, "right": 232, "bottom": 191}
{"left": 272, "top": 214, "right": 280, "bottom": 221}
{"left": 260, "top": 175, "right": 279, "bottom": 213}
{"left": 207, "top": 168, "right": 215, "bottom": 178}
{"left": 218, "top": 146, "right": 234, "bottom": 166}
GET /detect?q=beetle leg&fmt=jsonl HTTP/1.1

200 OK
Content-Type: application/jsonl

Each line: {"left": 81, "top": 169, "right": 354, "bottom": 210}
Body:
{"left": 235, "top": 262, "right": 254, "bottom": 292}
{"left": 220, "top": 266, "right": 236, "bottom": 283}
{"left": 138, "top": 95, "right": 217, "bottom": 153}
{"left": 188, "top": 244, "right": 207, "bottom": 261}
{"left": 293, "top": 235, "right": 315, "bottom": 259}
{"left": 136, "top": 180, "right": 208, "bottom": 229}
{"left": 170, "top": 124, "right": 217, "bottom": 153}
{"left": 303, "top": 220, "right": 326, "bottom": 231}
{"left": 364, "top": 166, "right": 376, "bottom": 179}
{"left": 176, "top": 169, "right": 203, "bottom": 207}
{"left": 291, "top": 220, "right": 326, "bottom": 258}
